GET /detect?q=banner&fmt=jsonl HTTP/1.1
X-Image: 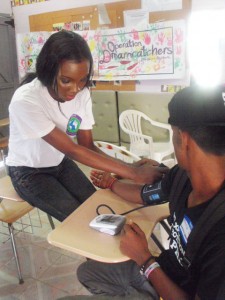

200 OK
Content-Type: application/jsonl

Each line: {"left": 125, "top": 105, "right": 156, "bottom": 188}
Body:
{"left": 11, "top": 0, "right": 49, "bottom": 6}
{"left": 16, "top": 20, "right": 186, "bottom": 81}
{"left": 16, "top": 31, "right": 99, "bottom": 80}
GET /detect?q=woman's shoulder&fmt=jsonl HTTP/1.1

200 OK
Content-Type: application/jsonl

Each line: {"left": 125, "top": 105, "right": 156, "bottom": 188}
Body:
{"left": 10, "top": 78, "right": 46, "bottom": 109}
{"left": 14, "top": 78, "right": 41, "bottom": 96}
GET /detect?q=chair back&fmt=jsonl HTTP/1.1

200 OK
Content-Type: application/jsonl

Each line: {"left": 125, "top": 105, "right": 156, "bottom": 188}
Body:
{"left": 119, "top": 109, "right": 175, "bottom": 163}
{"left": 119, "top": 110, "right": 154, "bottom": 158}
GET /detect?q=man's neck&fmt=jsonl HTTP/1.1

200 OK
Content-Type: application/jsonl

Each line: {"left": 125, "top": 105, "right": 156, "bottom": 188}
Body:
{"left": 187, "top": 156, "right": 225, "bottom": 207}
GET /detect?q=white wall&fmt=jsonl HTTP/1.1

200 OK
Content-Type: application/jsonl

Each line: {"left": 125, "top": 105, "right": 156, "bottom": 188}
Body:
{"left": 13, "top": 0, "right": 124, "bottom": 33}
{"left": 0, "top": 0, "right": 12, "bottom": 15}
{"left": 192, "top": 0, "right": 225, "bottom": 11}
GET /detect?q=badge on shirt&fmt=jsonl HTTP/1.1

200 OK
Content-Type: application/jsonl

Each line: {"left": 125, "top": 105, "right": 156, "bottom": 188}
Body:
{"left": 66, "top": 114, "right": 82, "bottom": 136}
{"left": 179, "top": 215, "right": 193, "bottom": 244}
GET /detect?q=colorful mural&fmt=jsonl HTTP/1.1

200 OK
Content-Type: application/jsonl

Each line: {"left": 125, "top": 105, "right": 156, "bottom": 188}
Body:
{"left": 16, "top": 20, "right": 185, "bottom": 81}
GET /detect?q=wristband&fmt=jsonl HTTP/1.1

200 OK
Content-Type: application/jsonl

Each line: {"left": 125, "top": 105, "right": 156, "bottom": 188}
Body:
{"left": 140, "top": 255, "right": 156, "bottom": 275}
{"left": 144, "top": 262, "right": 160, "bottom": 278}
{"left": 108, "top": 177, "right": 118, "bottom": 190}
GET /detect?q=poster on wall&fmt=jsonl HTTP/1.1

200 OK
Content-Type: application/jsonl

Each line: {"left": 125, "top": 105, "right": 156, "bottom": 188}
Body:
{"left": 11, "top": 0, "right": 49, "bottom": 7}
{"left": 16, "top": 20, "right": 185, "bottom": 81}
{"left": 97, "top": 20, "right": 185, "bottom": 80}
{"left": 16, "top": 30, "right": 99, "bottom": 80}
{"left": 16, "top": 32, "right": 51, "bottom": 78}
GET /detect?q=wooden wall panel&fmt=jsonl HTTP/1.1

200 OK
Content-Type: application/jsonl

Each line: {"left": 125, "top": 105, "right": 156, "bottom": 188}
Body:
{"left": 93, "top": 80, "right": 136, "bottom": 91}
{"left": 29, "top": 1, "right": 142, "bottom": 31}
{"left": 29, "top": 5, "right": 99, "bottom": 31}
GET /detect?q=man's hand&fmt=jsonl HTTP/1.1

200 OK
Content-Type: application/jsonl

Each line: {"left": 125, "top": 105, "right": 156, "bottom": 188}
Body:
{"left": 121, "top": 222, "right": 191, "bottom": 300}
{"left": 120, "top": 221, "right": 152, "bottom": 266}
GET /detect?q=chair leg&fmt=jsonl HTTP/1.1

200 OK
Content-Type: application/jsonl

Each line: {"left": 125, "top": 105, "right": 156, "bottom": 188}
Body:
{"left": 8, "top": 224, "right": 24, "bottom": 284}
{"left": 47, "top": 214, "right": 55, "bottom": 229}
{"left": 0, "top": 149, "right": 9, "bottom": 175}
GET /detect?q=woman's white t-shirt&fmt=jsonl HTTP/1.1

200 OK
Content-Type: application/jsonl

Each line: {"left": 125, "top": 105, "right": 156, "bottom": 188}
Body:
{"left": 6, "top": 78, "right": 95, "bottom": 168}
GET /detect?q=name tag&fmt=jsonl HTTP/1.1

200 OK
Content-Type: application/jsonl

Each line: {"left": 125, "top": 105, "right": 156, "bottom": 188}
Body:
{"left": 179, "top": 215, "right": 193, "bottom": 244}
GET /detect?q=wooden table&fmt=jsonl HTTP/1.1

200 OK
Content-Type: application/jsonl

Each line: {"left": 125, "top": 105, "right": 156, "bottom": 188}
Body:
{"left": 48, "top": 189, "right": 169, "bottom": 263}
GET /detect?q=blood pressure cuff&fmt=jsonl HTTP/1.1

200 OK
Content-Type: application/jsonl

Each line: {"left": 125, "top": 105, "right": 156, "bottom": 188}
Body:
{"left": 141, "top": 181, "right": 168, "bottom": 206}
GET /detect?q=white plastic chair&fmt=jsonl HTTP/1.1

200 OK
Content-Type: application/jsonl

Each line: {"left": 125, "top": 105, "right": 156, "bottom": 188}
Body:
{"left": 94, "top": 141, "right": 140, "bottom": 163}
{"left": 119, "top": 110, "right": 175, "bottom": 164}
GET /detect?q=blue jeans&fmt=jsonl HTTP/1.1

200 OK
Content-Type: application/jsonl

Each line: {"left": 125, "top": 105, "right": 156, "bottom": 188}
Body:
{"left": 8, "top": 157, "right": 96, "bottom": 221}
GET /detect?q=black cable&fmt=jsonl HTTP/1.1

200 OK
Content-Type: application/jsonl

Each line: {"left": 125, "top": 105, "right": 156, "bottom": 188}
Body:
{"left": 96, "top": 204, "right": 116, "bottom": 215}
{"left": 96, "top": 203, "right": 148, "bottom": 216}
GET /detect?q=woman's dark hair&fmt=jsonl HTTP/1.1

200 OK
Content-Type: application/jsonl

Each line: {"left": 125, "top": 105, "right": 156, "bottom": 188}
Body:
{"left": 19, "top": 72, "right": 37, "bottom": 86}
{"left": 36, "top": 30, "right": 93, "bottom": 89}
{"left": 181, "top": 126, "right": 225, "bottom": 156}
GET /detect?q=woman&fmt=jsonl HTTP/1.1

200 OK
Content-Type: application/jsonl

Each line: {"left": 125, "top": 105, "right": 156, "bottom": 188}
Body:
{"left": 6, "top": 31, "right": 166, "bottom": 221}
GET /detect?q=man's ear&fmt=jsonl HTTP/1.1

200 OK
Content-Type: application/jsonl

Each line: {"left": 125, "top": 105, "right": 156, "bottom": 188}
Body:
{"left": 179, "top": 130, "right": 190, "bottom": 150}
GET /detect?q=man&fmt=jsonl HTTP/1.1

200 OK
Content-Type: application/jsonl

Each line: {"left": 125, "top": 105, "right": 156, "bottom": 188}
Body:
{"left": 77, "top": 85, "right": 225, "bottom": 300}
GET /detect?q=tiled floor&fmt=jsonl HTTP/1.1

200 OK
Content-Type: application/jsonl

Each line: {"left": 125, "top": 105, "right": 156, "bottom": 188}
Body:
{"left": 0, "top": 162, "right": 165, "bottom": 300}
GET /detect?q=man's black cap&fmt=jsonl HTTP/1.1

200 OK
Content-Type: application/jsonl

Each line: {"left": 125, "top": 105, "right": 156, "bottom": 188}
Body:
{"left": 168, "top": 85, "right": 225, "bottom": 128}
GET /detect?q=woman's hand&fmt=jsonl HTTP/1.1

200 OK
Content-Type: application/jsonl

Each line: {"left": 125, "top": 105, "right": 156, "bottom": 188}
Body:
{"left": 134, "top": 163, "right": 169, "bottom": 184}
{"left": 90, "top": 170, "right": 117, "bottom": 189}
{"left": 132, "top": 158, "right": 159, "bottom": 167}
{"left": 91, "top": 163, "right": 169, "bottom": 187}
